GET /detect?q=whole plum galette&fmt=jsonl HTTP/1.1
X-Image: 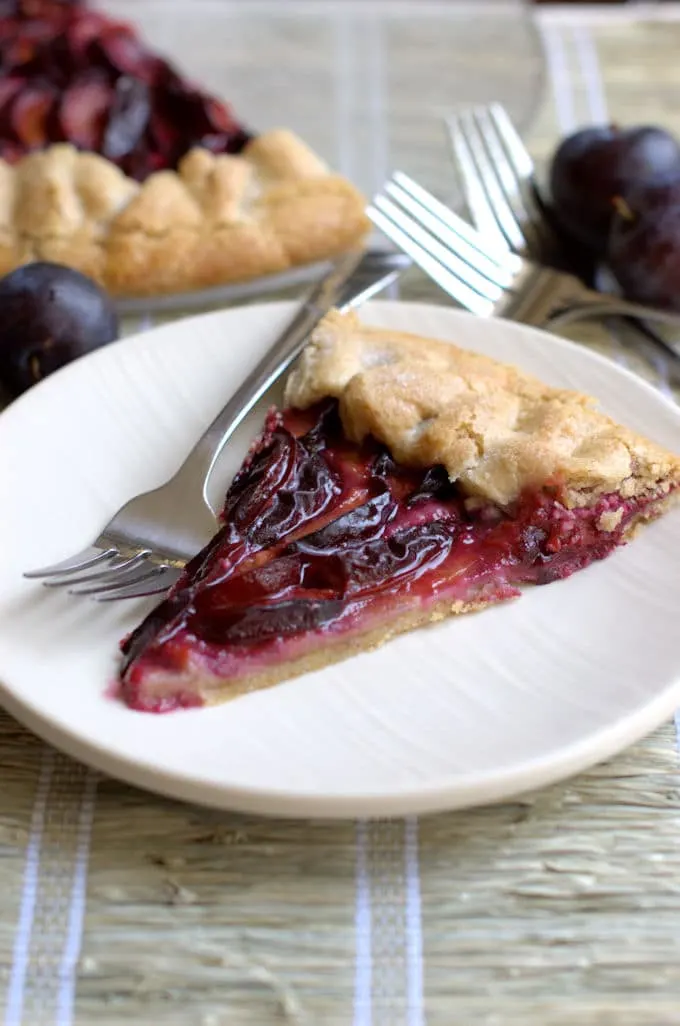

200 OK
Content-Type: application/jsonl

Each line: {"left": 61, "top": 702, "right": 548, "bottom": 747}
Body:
{"left": 0, "top": 0, "right": 369, "bottom": 295}
{"left": 119, "top": 310, "right": 680, "bottom": 712}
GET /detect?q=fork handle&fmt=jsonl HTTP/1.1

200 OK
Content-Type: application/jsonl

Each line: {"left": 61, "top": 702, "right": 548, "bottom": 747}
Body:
{"left": 548, "top": 292, "right": 680, "bottom": 335}
{"left": 173, "top": 249, "right": 409, "bottom": 514}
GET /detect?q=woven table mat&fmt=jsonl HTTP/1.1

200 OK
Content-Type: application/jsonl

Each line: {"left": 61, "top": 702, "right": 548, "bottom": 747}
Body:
{"left": 3, "top": 5, "right": 680, "bottom": 1025}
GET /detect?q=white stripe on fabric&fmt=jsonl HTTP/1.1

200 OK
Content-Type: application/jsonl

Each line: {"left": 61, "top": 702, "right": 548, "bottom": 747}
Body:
{"left": 18, "top": 758, "right": 96, "bottom": 1026}
{"left": 364, "top": 13, "right": 400, "bottom": 301}
{"left": 571, "top": 24, "right": 609, "bottom": 126}
{"left": 4, "top": 748, "right": 54, "bottom": 1026}
{"left": 4, "top": 753, "right": 97, "bottom": 1026}
{"left": 405, "top": 817, "right": 424, "bottom": 1026}
{"left": 369, "top": 820, "right": 410, "bottom": 1026}
{"left": 364, "top": 13, "right": 389, "bottom": 196}
{"left": 55, "top": 770, "right": 98, "bottom": 1026}
{"left": 333, "top": 8, "right": 357, "bottom": 181}
{"left": 354, "top": 821, "right": 373, "bottom": 1026}
{"left": 537, "top": 22, "right": 577, "bottom": 136}
{"left": 355, "top": 819, "right": 425, "bottom": 1025}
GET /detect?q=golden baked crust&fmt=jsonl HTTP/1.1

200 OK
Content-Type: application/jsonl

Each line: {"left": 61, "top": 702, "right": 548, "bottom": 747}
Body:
{"left": 0, "top": 130, "right": 370, "bottom": 297}
{"left": 285, "top": 309, "right": 680, "bottom": 507}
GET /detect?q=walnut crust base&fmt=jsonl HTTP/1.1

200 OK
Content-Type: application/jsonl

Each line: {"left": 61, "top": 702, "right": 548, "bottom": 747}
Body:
{"left": 125, "top": 594, "right": 497, "bottom": 710}
{"left": 0, "top": 130, "right": 371, "bottom": 297}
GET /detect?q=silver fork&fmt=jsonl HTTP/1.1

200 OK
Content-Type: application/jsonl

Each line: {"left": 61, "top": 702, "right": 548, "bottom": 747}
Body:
{"left": 445, "top": 102, "right": 680, "bottom": 370}
{"left": 446, "top": 103, "right": 560, "bottom": 263}
{"left": 366, "top": 172, "right": 680, "bottom": 332}
{"left": 24, "top": 249, "right": 410, "bottom": 601}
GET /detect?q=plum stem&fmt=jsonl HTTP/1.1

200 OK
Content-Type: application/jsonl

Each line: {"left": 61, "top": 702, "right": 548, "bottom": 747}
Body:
{"left": 612, "top": 195, "right": 635, "bottom": 221}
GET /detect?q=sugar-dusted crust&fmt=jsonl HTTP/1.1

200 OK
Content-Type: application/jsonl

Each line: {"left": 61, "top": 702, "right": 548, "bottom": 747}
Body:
{"left": 0, "top": 130, "right": 370, "bottom": 297}
{"left": 285, "top": 309, "right": 680, "bottom": 507}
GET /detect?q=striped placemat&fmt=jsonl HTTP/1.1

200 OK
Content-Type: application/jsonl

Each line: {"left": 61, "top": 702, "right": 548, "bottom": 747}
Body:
{"left": 3, "top": 5, "right": 680, "bottom": 1025}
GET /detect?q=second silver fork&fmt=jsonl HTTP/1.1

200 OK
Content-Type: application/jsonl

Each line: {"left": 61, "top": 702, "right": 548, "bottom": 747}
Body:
{"left": 445, "top": 102, "right": 680, "bottom": 372}
{"left": 367, "top": 170, "right": 680, "bottom": 334}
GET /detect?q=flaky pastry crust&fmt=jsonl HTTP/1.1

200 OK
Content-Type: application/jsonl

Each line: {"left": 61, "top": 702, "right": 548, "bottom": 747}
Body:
{"left": 285, "top": 309, "right": 680, "bottom": 507}
{"left": 0, "top": 130, "right": 370, "bottom": 297}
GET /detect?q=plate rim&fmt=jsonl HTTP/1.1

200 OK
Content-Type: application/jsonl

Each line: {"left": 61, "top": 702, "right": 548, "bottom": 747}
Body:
{"left": 1, "top": 299, "right": 679, "bottom": 819}
{"left": 1, "top": 668, "right": 680, "bottom": 819}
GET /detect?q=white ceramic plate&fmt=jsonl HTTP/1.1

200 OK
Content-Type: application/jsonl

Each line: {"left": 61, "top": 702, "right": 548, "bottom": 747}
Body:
{"left": 1, "top": 301, "right": 679, "bottom": 819}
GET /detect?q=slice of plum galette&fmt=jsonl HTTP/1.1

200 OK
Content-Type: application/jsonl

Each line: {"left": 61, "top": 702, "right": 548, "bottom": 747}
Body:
{"left": 120, "top": 310, "right": 680, "bottom": 713}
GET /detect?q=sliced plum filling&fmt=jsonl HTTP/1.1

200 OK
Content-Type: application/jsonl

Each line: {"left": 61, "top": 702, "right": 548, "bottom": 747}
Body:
{"left": 0, "top": 1, "right": 252, "bottom": 176}
{"left": 120, "top": 401, "right": 670, "bottom": 713}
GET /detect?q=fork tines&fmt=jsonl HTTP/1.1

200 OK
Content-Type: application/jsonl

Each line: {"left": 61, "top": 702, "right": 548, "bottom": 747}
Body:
{"left": 366, "top": 170, "right": 519, "bottom": 316}
{"left": 25, "top": 544, "right": 182, "bottom": 600}
{"left": 445, "top": 102, "right": 558, "bottom": 261}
